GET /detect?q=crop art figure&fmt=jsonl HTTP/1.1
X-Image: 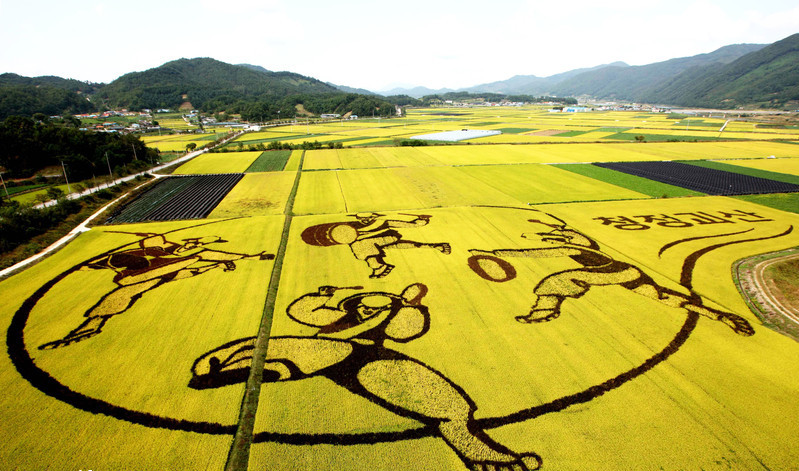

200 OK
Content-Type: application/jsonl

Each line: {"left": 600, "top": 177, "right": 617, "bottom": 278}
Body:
{"left": 39, "top": 232, "right": 274, "bottom": 349}
{"left": 301, "top": 212, "right": 451, "bottom": 278}
{"left": 190, "top": 284, "right": 542, "bottom": 471}
{"left": 469, "top": 216, "right": 755, "bottom": 336}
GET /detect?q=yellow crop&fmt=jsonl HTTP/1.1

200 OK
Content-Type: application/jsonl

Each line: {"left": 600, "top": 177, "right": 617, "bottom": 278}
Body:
{"left": 174, "top": 151, "right": 262, "bottom": 174}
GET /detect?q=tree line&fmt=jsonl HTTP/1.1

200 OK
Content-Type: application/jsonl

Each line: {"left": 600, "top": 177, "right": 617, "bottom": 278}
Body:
{"left": 0, "top": 116, "right": 157, "bottom": 180}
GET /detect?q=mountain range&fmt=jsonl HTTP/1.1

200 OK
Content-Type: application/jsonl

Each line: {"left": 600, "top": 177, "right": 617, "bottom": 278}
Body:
{"left": 380, "top": 33, "right": 799, "bottom": 109}
{"left": 1, "top": 32, "right": 798, "bottom": 120}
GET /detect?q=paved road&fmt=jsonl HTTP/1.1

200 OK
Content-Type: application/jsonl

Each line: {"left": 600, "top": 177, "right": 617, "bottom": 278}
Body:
{"left": 34, "top": 130, "right": 244, "bottom": 209}
{"left": 1, "top": 131, "right": 244, "bottom": 278}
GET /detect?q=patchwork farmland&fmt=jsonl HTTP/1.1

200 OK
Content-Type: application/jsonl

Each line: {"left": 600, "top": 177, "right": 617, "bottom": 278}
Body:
{"left": 2, "top": 107, "right": 799, "bottom": 471}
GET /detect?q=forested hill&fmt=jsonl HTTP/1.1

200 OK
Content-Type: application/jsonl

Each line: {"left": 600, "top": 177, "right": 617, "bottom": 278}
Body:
{"left": 0, "top": 73, "right": 100, "bottom": 93}
{"left": 0, "top": 58, "right": 398, "bottom": 121}
{"left": 2, "top": 34, "right": 799, "bottom": 119}
{"left": 0, "top": 73, "right": 98, "bottom": 119}
{"left": 639, "top": 33, "right": 799, "bottom": 108}
{"left": 99, "top": 57, "right": 340, "bottom": 110}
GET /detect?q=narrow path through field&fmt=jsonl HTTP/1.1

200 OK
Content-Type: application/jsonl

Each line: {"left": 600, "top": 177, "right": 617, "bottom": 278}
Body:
{"left": 225, "top": 151, "right": 305, "bottom": 471}
{"left": 752, "top": 253, "right": 799, "bottom": 320}
{"left": 736, "top": 249, "right": 799, "bottom": 341}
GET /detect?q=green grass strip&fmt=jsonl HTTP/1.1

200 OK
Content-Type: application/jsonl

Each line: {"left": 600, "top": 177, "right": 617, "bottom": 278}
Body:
{"left": 359, "top": 139, "right": 399, "bottom": 147}
{"left": 225, "top": 151, "right": 305, "bottom": 471}
{"left": 732, "top": 193, "right": 799, "bottom": 215}
{"left": 496, "top": 127, "right": 535, "bottom": 134}
{"left": 245, "top": 150, "right": 292, "bottom": 172}
{"left": 685, "top": 160, "right": 799, "bottom": 185}
{"left": 554, "top": 130, "right": 589, "bottom": 137}
{"left": 602, "top": 132, "right": 724, "bottom": 142}
{"left": 2, "top": 183, "right": 49, "bottom": 197}
{"left": 225, "top": 134, "right": 317, "bottom": 147}
{"left": 672, "top": 120, "right": 721, "bottom": 128}
{"left": 553, "top": 163, "right": 704, "bottom": 198}
{"left": 595, "top": 127, "right": 632, "bottom": 132}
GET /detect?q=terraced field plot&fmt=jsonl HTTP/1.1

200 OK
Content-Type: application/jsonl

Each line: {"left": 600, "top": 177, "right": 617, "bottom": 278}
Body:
{"left": 4, "top": 111, "right": 799, "bottom": 471}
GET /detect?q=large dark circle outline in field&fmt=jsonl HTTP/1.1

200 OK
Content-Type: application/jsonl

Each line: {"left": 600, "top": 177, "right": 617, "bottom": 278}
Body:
{"left": 9, "top": 204, "right": 784, "bottom": 445}
{"left": 5, "top": 255, "right": 698, "bottom": 443}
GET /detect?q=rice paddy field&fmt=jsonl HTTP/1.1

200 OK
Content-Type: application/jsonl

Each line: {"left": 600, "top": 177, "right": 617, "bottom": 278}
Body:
{"left": 141, "top": 132, "right": 228, "bottom": 152}
{"left": 3, "top": 107, "right": 799, "bottom": 471}
{"left": 214, "top": 108, "right": 799, "bottom": 150}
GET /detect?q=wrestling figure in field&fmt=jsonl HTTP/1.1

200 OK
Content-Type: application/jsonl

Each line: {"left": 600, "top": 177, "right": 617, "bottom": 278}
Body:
{"left": 190, "top": 284, "right": 542, "bottom": 471}
{"left": 301, "top": 212, "right": 451, "bottom": 278}
{"left": 39, "top": 232, "right": 274, "bottom": 349}
{"left": 469, "top": 216, "right": 755, "bottom": 336}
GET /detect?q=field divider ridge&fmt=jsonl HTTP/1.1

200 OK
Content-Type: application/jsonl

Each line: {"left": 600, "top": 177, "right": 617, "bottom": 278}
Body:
{"left": 225, "top": 151, "right": 305, "bottom": 471}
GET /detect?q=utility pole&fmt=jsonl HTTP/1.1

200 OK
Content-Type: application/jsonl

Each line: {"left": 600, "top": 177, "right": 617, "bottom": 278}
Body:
{"left": 0, "top": 172, "right": 9, "bottom": 198}
{"left": 61, "top": 161, "right": 71, "bottom": 194}
{"left": 106, "top": 152, "right": 114, "bottom": 186}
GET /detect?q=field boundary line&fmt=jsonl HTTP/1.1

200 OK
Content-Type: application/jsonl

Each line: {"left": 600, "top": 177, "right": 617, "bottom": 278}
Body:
{"left": 334, "top": 169, "right": 349, "bottom": 213}
{"left": 225, "top": 151, "right": 305, "bottom": 471}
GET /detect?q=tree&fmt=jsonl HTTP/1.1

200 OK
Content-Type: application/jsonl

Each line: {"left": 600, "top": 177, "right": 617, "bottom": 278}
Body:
{"left": 186, "top": 142, "right": 197, "bottom": 152}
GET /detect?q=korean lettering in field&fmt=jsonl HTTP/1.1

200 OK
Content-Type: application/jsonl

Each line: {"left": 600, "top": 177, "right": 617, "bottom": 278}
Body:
{"left": 594, "top": 209, "right": 773, "bottom": 230}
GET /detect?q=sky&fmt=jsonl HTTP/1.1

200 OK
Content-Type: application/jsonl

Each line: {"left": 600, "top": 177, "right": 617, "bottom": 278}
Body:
{"left": 1, "top": 0, "right": 798, "bottom": 93}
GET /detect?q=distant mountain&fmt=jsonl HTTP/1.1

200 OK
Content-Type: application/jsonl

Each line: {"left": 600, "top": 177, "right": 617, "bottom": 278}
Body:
{"left": 99, "top": 57, "right": 339, "bottom": 110}
{"left": 549, "top": 43, "right": 766, "bottom": 102}
{"left": 326, "top": 82, "right": 378, "bottom": 96}
{"left": 465, "top": 62, "right": 629, "bottom": 95}
{"left": 640, "top": 33, "right": 799, "bottom": 108}
{"left": 379, "top": 86, "right": 456, "bottom": 98}
{"left": 2, "top": 34, "right": 798, "bottom": 120}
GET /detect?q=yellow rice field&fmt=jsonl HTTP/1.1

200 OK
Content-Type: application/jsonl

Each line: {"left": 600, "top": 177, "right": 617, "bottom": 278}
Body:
{"left": 723, "top": 156, "right": 799, "bottom": 176}
{"left": 174, "top": 151, "right": 263, "bottom": 174}
{"left": 3, "top": 108, "right": 799, "bottom": 471}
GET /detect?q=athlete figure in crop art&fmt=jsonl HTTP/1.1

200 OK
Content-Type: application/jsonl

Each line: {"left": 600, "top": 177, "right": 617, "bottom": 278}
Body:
{"left": 469, "top": 217, "right": 755, "bottom": 336}
{"left": 301, "top": 212, "right": 451, "bottom": 278}
{"left": 190, "top": 284, "right": 542, "bottom": 471}
{"left": 39, "top": 232, "right": 274, "bottom": 349}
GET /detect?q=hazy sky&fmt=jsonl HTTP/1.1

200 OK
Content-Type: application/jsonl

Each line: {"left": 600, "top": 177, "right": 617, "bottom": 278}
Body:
{"left": 2, "top": 0, "right": 798, "bottom": 92}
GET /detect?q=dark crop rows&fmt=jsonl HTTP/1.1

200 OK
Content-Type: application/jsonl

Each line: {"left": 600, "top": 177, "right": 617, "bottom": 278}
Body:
{"left": 594, "top": 161, "right": 799, "bottom": 195}
{"left": 105, "top": 174, "right": 243, "bottom": 224}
